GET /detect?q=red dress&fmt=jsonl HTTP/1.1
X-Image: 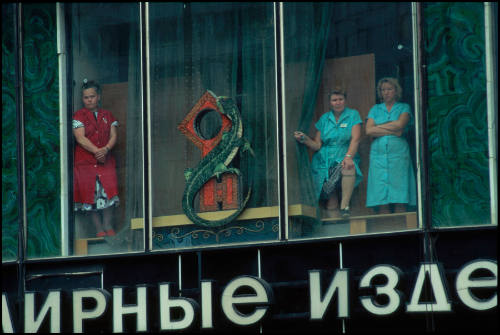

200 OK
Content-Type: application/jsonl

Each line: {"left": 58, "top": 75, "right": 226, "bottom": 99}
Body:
{"left": 73, "top": 108, "right": 119, "bottom": 204}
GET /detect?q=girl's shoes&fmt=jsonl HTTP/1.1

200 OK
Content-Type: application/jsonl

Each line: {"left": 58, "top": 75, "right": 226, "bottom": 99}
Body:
{"left": 96, "top": 229, "right": 116, "bottom": 237}
{"left": 105, "top": 229, "right": 116, "bottom": 236}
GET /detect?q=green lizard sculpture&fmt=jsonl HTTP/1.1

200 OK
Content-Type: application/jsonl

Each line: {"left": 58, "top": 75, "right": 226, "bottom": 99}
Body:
{"left": 182, "top": 91, "right": 253, "bottom": 227}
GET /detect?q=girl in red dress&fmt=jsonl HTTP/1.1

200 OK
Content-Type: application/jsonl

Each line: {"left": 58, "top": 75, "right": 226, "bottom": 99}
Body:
{"left": 73, "top": 80, "right": 119, "bottom": 237}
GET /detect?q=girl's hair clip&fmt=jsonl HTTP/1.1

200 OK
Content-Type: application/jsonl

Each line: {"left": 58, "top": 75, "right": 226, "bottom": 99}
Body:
{"left": 83, "top": 78, "right": 88, "bottom": 84}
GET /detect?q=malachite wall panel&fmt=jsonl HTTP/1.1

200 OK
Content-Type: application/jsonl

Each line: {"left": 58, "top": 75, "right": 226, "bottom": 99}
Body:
{"left": 23, "top": 3, "right": 61, "bottom": 257}
{"left": 2, "top": 3, "right": 18, "bottom": 260}
{"left": 424, "top": 2, "right": 490, "bottom": 227}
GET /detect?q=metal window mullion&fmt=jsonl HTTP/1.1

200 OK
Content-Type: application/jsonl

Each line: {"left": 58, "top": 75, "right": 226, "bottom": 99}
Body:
{"left": 15, "top": 3, "right": 27, "bottom": 262}
{"left": 14, "top": 2, "right": 27, "bottom": 329}
{"left": 412, "top": 5, "right": 437, "bottom": 331}
{"left": 140, "top": 2, "right": 152, "bottom": 252}
{"left": 484, "top": 2, "right": 498, "bottom": 226}
{"left": 412, "top": 2, "right": 434, "bottom": 261}
{"left": 411, "top": 2, "right": 426, "bottom": 230}
{"left": 274, "top": 2, "right": 289, "bottom": 241}
{"left": 56, "top": 3, "right": 70, "bottom": 257}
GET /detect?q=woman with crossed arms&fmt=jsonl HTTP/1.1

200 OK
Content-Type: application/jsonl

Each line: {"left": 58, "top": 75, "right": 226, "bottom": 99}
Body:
{"left": 365, "top": 77, "right": 416, "bottom": 213}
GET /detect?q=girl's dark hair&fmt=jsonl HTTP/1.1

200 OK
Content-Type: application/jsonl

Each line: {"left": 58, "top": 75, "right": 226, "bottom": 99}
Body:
{"left": 82, "top": 79, "right": 101, "bottom": 95}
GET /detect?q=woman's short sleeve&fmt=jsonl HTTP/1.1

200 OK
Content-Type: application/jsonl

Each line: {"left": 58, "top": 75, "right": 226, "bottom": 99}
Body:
{"left": 73, "top": 119, "right": 84, "bottom": 129}
{"left": 401, "top": 103, "right": 411, "bottom": 115}
{"left": 315, "top": 113, "right": 327, "bottom": 132}
{"left": 400, "top": 103, "right": 413, "bottom": 126}
{"left": 366, "top": 105, "right": 377, "bottom": 121}
{"left": 72, "top": 109, "right": 85, "bottom": 128}
{"left": 352, "top": 109, "right": 362, "bottom": 124}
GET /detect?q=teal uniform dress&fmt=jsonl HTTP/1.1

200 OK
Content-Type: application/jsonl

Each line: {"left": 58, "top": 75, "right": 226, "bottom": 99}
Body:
{"left": 311, "top": 107, "right": 363, "bottom": 201}
{"left": 366, "top": 102, "right": 417, "bottom": 207}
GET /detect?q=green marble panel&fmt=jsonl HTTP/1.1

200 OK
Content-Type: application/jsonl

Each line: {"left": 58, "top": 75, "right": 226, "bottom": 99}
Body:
{"left": 22, "top": 4, "right": 61, "bottom": 257}
{"left": 2, "top": 3, "right": 18, "bottom": 260}
{"left": 424, "top": 3, "right": 486, "bottom": 96}
{"left": 424, "top": 3, "right": 490, "bottom": 227}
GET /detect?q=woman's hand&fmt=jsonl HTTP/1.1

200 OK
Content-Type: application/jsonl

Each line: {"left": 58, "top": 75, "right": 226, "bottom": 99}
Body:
{"left": 294, "top": 130, "right": 322, "bottom": 151}
{"left": 294, "top": 131, "right": 307, "bottom": 144}
{"left": 342, "top": 155, "right": 355, "bottom": 170}
{"left": 95, "top": 147, "right": 108, "bottom": 164}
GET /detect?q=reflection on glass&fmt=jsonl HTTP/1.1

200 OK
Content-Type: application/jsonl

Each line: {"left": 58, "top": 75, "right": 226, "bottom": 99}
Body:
{"left": 149, "top": 3, "right": 278, "bottom": 249}
{"left": 285, "top": 2, "right": 417, "bottom": 238}
{"left": 70, "top": 3, "right": 144, "bottom": 255}
{"left": 2, "top": 3, "right": 18, "bottom": 261}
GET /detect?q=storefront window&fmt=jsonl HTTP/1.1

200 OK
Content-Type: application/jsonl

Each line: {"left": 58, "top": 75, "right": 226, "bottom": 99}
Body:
{"left": 8, "top": 3, "right": 495, "bottom": 261}
{"left": 2, "top": 3, "right": 18, "bottom": 261}
{"left": 69, "top": 3, "right": 144, "bottom": 255}
{"left": 285, "top": 2, "right": 418, "bottom": 238}
{"left": 148, "top": 3, "right": 279, "bottom": 249}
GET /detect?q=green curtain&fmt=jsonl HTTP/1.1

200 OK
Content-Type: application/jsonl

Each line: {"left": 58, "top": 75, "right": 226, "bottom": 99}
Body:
{"left": 239, "top": 5, "right": 278, "bottom": 207}
{"left": 284, "top": 3, "right": 334, "bottom": 207}
{"left": 150, "top": 3, "right": 277, "bottom": 218}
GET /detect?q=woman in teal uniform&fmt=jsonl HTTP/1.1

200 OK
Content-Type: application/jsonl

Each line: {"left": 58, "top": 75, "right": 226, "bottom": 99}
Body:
{"left": 294, "top": 88, "right": 362, "bottom": 218}
{"left": 365, "top": 77, "right": 416, "bottom": 213}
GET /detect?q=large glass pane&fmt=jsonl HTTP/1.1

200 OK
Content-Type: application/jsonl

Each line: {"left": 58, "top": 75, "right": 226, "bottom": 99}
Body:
{"left": 2, "top": 3, "right": 18, "bottom": 261}
{"left": 149, "top": 3, "right": 278, "bottom": 249}
{"left": 69, "top": 3, "right": 144, "bottom": 255}
{"left": 285, "top": 3, "right": 418, "bottom": 238}
{"left": 423, "top": 3, "right": 492, "bottom": 227}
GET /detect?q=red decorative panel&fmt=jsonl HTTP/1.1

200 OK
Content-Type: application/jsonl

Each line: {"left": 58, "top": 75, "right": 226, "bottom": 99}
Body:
{"left": 178, "top": 91, "right": 240, "bottom": 212}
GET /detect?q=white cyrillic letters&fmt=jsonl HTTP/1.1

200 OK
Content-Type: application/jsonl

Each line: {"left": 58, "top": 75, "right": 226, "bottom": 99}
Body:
{"left": 25, "top": 291, "right": 61, "bottom": 333}
{"left": 407, "top": 263, "right": 451, "bottom": 312}
{"left": 359, "top": 265, "right": 403, "bottom": 315}
{"left": 2, "top": 258, "right": 496, "bottom": 332}
{"left": 73, "top": 289, "right": 108, "bottom": 333}
{"left": 309, "top": 269, "right": 349, "bottom": 319}
{"left": 2, "top": 293, "right": 15, "bottom": 333}
{"left": 201, "top": 281, "right": 214, "bottom": 329}
{"left": 113, "top": 286, "right": 147, "bottom": 332}
{"left": 221, "top": 276, "right": 272, "bottom": 326}
{"left": 159, "top": 283, "right": 198, "bottom": 331}
{"left": 456, "top": 260, "right": 497, "bottom": 311}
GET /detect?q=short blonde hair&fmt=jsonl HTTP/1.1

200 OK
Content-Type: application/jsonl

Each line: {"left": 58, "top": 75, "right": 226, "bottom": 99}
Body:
{"left": 328, "top": 86, "right": 347, "bottom": 99}
{"left": 377, "top": 77, "right": 402, "bottom": 102}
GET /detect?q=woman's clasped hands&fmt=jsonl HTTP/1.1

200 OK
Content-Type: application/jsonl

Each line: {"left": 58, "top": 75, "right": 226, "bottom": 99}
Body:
{"left": 95, "top": 147, "right": 109, "bottom": 164}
